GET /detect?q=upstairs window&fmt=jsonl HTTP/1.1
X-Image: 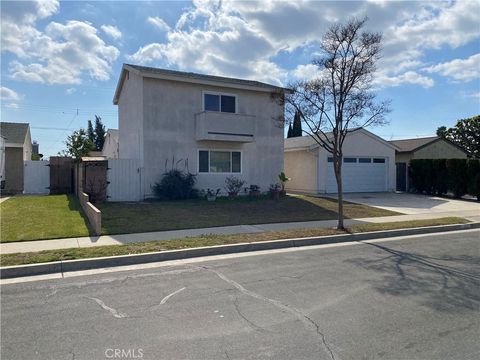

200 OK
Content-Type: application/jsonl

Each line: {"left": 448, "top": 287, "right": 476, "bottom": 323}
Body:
{"left": 204, "top": 93, "right": 236, "bottom": 113}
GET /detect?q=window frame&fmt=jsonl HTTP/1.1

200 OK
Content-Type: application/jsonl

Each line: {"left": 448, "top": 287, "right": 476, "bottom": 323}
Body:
{"left": 198, "top": 149, "right": 242, "bottom": 174}
{"left": 202, "top": 91, "right": 238, "bottom": 114}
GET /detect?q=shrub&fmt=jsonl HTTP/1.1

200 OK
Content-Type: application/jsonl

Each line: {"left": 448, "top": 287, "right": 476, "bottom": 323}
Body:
{"left": 467, "top": 159, "right": 480, "bottom": 201}
{"left": 225, "top": 176, "right": 245, "bottom": 195}
{"left": 446, "top": 159, "right": 468, "bottom": 198}
{"left": 432, "top": 159, "right": 448, "bottom": 195}
{"left": 409, "top": 158, "right": 479, "bottom": 199}
{"left": 152, "top": 169, "right": 199, "bottom": 200}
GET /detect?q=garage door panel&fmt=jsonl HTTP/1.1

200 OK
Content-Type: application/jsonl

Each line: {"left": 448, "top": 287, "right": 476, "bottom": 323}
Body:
{"left": 326, "top": 161, "right": 387, "bottom": 193}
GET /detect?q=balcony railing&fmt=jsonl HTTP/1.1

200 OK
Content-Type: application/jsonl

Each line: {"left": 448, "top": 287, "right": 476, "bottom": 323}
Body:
{"left": 195, "top": 111, "right": 256, "bottom": 142}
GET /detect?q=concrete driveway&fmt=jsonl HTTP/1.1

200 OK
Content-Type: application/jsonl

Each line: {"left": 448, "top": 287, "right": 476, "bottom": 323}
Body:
{"left": 337, "top": 192, "right": 480, "bottom": 219}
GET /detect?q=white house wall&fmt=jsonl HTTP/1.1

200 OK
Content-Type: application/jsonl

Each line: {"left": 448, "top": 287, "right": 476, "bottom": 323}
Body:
{"left": 118, "top": 71, "right": 144, "bottom": 162}
{"left": 141, "top": 77, "right": 284, "bottom": 197}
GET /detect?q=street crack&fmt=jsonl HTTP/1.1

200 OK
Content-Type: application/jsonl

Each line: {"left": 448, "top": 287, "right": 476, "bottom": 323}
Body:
{"left": 198, "top": 265, "right": 337, "bottom": 360}
{"left": 85, "top": 296, "right": 127, "bottom": 319}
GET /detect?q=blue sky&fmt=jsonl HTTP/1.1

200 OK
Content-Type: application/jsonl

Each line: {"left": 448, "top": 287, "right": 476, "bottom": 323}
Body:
{"left": 1, "top": 0, "right": 479, "bottom": 157}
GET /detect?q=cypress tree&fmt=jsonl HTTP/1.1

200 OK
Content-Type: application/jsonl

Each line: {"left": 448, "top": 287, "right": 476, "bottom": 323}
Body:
{"left": 94, "top": 115, "right": 106, "bottom": 151}
{"left": 287, "top": 123, "right": 293, "bottom": 138}
{"left": 292, "top": 111, "right": 302, "bottom": 137}
{"left": 87, "top": 120, "right": 95, "bottom": 143}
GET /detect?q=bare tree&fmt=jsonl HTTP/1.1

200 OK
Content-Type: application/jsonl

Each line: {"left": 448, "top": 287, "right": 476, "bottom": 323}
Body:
{"left": 281, "top": 18, "right": 390, "bottom": 229}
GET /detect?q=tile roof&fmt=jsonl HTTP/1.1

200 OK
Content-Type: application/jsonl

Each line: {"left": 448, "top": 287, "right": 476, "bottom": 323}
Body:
{"left": 389, "top": 136, "right": 438, "bottom": 152}
{"left": 0, "top": 122, "right": 29, "bottom": 145}
{"left": 125, "top": 64, "right": 289, "bottom": 92}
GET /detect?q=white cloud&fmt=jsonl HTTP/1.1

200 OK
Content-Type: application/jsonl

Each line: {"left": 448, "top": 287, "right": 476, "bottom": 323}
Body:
{"left": 65, "top": 87, "right": 77, "bottom": 95}
{"left": 1, "top": 0, "right": 119, "bottom": 85}
{"left": 463, "top": 91, "right": 480, "bottom": 100}
{"left": 147, "top": 16, "right": 170, "bottom": 32}
{"left": 289, "top": 64, "right": 323, "bottom": 81}
{"left": 101, "top": 24, "right": 122, "bottom": 40}
{"left": 424, "top": 54, "right": 480, "bottom": 82}
{"left": 0, "top": 86, "right": 21, "bottom": 101}
{"left": 375, "top": 71, "right": 434, "bottom": 89}
{"left": 0, "top": 86, "right": 23, "bottom": 108}
{"left": 128, "top": 0, "right": 479, "bottom": 89}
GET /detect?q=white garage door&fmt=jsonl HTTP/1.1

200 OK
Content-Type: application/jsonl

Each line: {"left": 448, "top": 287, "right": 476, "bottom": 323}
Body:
{"left": 326, "top": 157, "right": 387, "bottom": 193}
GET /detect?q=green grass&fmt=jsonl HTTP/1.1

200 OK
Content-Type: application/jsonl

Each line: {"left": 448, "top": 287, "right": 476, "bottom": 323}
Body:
{"left": 0, "top": 195, "right": 92, "bottom": 243}
{"left": 99, "top": 195, "right": 400, "bottom": 235}
{"left": 0, "top": 217, "right": 468, "bottom": 267}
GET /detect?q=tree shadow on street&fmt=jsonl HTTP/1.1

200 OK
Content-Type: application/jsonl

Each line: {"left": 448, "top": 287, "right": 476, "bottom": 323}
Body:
{"left": 345, "top": 241, "right": 480, "bottom": 312}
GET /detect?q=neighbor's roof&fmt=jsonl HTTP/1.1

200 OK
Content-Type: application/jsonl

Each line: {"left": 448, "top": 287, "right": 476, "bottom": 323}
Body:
{"left": 114, "top": 63, "right": 292, "bottom": 104}
{"left": 389, "top": 136, "right": 439, "bottom": 152}
{"left": 0, "top": 122, "right": 30, "bottom": 145}
{"left": 285, "top": 128, "right": 398, "bottom": 151}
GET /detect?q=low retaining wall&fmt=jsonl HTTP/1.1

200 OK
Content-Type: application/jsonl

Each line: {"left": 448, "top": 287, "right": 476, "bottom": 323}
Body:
{"left": 78, "top": 192, "right": 102, "bottom": 236}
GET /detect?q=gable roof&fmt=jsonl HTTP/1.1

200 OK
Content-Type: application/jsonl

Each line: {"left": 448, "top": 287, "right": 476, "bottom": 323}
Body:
{"left": 113, "top": 63, "right": 292, "bottom": 104}
{"left": 389, "top": 136, "right": 439, "bottom": 152}
{"left": 389, "top": 135, "right": 470, "bottom": 155}
{"left": 0, "top": 122, "right": 30, "bottom": 146}
{"left": 285, "top": 128, "right": 399, "bottom": 151}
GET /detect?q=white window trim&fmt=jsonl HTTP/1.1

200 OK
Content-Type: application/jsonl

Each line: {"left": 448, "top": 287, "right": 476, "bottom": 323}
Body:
{"left": 202, "top": 91, "right": 238, "bottom": 114}
{"left": 197, "top": 149, "right": 243, "bottom": 174}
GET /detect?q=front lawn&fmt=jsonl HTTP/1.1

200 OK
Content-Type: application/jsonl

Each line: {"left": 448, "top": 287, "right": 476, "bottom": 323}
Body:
{"left": 99, "top": 195, "right": 400, "bottom": 235}
{"left": 0, "top": 217, "right": 469, "bottom": 267}
{"left": 0, "top": 195, "right": 92, "bottom": 243}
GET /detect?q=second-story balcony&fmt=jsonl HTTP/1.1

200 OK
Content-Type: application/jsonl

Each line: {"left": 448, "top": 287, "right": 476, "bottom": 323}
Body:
{"left": 195, "top": 111, "right": 256, "bottom": 143}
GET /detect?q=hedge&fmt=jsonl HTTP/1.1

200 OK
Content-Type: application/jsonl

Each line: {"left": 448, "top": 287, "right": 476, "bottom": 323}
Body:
{"left": 409, "top": 159, "right": 480, "bottom": 200}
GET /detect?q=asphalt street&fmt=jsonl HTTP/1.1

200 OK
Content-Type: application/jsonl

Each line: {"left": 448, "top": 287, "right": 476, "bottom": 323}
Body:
{"left": 1, "top": 230, "right": 479, "bottom": 360}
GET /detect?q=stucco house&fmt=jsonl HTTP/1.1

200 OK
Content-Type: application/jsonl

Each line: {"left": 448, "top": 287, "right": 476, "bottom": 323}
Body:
{"left": 113, "top": 64, "right": 289, "bottom": 199}
{"left": 102, "top": 129, "right": 119, "bottom": 159}
{"left": 0, "top": 122, "right": 32, "bottom": 194}
{"left": 389, "top": 136, "right": 469, "bottom": 191}
{"left": 284, "top": 128, "right": 397, "bottom": 194}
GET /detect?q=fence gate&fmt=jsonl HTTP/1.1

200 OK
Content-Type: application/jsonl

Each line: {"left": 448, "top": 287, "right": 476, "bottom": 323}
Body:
{"left": 107, "top": 159, "right": 142, "bottom": 201}
{"left": 24, "top": 160, "right": 50, "bottom": 194}
{"left": 49, "top": 157, "right": 74, "bottom": 194}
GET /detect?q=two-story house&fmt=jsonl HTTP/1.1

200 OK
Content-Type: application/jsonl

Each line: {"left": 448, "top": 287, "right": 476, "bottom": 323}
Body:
{"left": 113, "top": 64, "right": 289, "bottom": 199}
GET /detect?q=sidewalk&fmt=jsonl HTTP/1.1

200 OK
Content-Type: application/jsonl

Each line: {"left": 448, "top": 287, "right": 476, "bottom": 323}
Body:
{"left": 2, "top": 211, "right": 478, "bottom": 254}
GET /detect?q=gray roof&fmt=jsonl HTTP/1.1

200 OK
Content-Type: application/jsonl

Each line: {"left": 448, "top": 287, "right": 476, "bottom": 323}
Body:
{"left": 0, "top": 122, "right": 29, "bottom": 145}
{"left": 389, "top": 136, "right": 438, "bottom": 152}
{"left": 125, "top": 64, "right": 290, "bottom": 92}
{"left": 285, "top": 128, "right": 399, "bottom": 151}
{"left": 284, "top": 135, "right": 317, "bottom": 150}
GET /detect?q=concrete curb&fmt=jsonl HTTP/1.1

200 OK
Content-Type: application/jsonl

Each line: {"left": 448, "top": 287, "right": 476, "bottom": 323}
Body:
{"left": 2, "top": 222, "right": 479, "bottom": 279}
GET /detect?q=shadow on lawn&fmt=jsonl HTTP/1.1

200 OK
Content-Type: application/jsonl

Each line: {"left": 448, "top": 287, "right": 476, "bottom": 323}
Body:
{"left": 67, "top": 194, "right": 94, "bottom": 236}
{"left": 345, "top": 241, "right": 480, "bottom": 313}
{"left": 99, "top": 195, "right": 349, "bottom": 235}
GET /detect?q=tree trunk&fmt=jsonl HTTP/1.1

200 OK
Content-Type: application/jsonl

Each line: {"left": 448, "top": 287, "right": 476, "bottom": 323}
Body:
{"left": 334, "top": 157, "right": 344, "bottom": 230}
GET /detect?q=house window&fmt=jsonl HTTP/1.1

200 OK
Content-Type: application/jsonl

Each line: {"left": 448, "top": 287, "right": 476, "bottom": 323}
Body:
{"left": 204, "top": 93, "right": 236, "bottom": 113}
{"left": 198, "top": 150, "right": 241, "bottom": 173}
{"left": 344, "top": 157, "right": 357, "bottom": 163}
{"left": 373, "top": 158, "right": 386, "bottom": 163}
{"left": 327, "top": 157, "right": 333, "bottom": 162}
{"left": 359, "top": 158, "right": 371, "bottom": 163}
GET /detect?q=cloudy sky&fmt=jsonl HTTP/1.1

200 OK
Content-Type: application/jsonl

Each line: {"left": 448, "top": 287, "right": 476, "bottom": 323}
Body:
{"left": 1, "top": 0, "right": 479, "bottom": 157}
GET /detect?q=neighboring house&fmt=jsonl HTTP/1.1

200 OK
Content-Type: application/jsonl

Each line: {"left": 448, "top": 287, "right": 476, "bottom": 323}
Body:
{"left": 0, "top": 136, "right": 5, "bottom": 189}
{"left": 113, "top": 64, "right": 289, "bottom": 199}
{"left": 389, "top": 136, "right": 469, "bottom": 192}
{"left": 102, "top": 129, "right": 119, "bottom": 159}
{"left": 0, "top": 122, "right": 32, "bottom": 194}
{"left": 284, "top": 128, "right": 397, "bottom": 194}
